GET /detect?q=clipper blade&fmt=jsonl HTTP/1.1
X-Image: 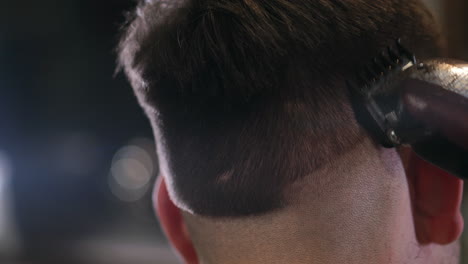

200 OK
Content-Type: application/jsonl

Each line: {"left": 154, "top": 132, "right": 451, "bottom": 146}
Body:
{"left": 349, "top": 39, "right": 416, "bottom": 95}
{"left": 347, "top": 39, "right": 418, "bottom": 147}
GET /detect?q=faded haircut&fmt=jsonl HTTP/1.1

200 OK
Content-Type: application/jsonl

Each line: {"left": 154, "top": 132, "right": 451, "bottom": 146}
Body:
{"left": 118, "top": 0, "right": 442, "bottom": 217}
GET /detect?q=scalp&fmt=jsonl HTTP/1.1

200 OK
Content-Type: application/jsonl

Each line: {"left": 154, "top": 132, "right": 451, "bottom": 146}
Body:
{"left": 118, "top": 0, "right": 442, "bottom": 217}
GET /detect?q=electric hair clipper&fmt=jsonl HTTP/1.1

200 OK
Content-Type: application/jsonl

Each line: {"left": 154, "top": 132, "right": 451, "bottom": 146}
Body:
{"left": 347, "top": 39, "right": 468, "bottom": 179}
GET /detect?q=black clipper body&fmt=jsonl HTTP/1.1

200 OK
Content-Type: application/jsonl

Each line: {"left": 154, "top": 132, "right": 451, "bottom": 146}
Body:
{"left": 348, "top": 40, "right": 468, "bottom": 179}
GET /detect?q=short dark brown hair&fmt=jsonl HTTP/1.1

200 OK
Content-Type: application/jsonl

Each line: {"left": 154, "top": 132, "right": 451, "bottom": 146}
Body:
{"left": 118, "top": 0, "right": 441, "bottom": 217}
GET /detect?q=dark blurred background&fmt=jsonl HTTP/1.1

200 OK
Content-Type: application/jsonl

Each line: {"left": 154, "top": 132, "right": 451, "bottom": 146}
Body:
{"left": 0, "top": 0, "right": 466, "bottom": 263}
{"left": 0, "top": 0, "right": 178, "bottom": 263}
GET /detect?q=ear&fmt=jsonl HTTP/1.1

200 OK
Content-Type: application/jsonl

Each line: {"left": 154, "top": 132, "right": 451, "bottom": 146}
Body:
{"left": 405, "top": 149, "right": 464, "bottom": 245}
{"left": 154, "top": 176, "right": 199, "bottom": 264}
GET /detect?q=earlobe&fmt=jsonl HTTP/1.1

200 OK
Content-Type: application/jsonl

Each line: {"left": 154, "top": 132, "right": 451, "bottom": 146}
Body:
{"left": 407, "top": 151, "right": 464, "bottom": 245}
{"left": 154, "top": 176, "right": 199, "bottom": 264}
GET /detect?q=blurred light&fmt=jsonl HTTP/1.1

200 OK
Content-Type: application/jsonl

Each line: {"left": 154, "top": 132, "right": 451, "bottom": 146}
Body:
{"left": 112, "top": 145, "right": 154, "bottom": 177}
{"left": 109, "top": 139, "right": 157, "bottom": 202}
{"left": 111, "top": 158, "right": 151, "bottom": 190}
{"left": 0, "top": 151, "right": 12, "bottom": 190}
{"left": 0, "top": 150, "right": 21, "bottom": 257}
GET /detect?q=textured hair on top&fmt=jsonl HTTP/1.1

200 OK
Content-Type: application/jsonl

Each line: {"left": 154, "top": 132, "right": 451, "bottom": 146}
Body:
{"left": 118, "top": 0, "right": 441, "bottom": 217}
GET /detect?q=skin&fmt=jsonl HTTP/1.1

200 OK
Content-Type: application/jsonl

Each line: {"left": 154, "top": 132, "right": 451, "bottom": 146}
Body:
{"left": 154, "top": 138, "right": 463, "bottom": 264}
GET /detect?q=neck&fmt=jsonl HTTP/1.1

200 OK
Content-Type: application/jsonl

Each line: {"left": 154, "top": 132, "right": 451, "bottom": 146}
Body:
{"left": 183, "top": 140, "right": 447, "bottom": 264}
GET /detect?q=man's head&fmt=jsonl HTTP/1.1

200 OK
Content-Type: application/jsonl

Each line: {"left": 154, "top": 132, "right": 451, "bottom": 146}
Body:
{"left": 118, "top": 0, "right": 464, "bottom": 263}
